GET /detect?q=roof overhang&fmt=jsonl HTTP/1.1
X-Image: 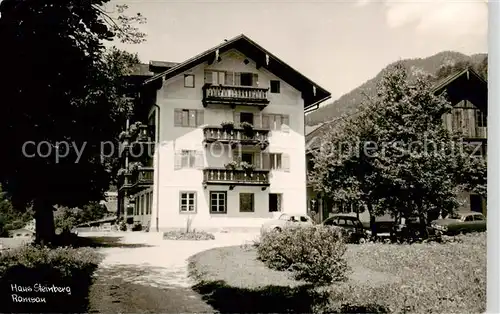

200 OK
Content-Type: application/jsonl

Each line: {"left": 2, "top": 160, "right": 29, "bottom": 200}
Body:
{"left": 432, "top": 67, "right": 487, "bottom": 110}
{"left": 143, "top": 34, "right": 332, "bottom": 109}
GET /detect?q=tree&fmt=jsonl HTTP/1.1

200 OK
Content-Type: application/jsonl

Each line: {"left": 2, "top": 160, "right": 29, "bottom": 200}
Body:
{"left": 0, "top": 0, "right": 144, "bottom": 245}
{"left": 310, "top": 62, "right": 487, "bottom": 238}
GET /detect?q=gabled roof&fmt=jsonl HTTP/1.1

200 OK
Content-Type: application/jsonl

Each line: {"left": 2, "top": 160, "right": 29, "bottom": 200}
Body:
{"left": 432, "top": 67, "right": 487, "bottom": 110}
{"left": 144, "top": 34, "right": 331, "bottom": 109}
{"left": 432, "top": 67, "right": 486, "bottom": 94}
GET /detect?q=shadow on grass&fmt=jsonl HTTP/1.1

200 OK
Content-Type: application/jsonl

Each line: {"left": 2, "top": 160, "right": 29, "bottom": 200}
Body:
{"left": 192, "top": 280, "right": 391, "bottom": 314}
{"left": 192, "top": 280, "right": 328, "bottom": 313}
{"left": 54, "top": 235, "right": 154, "bottom": 248}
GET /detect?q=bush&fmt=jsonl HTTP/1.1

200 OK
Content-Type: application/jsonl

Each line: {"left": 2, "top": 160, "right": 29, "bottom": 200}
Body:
{"left": 163, "top": 230, "right": 215, "bottom": 241}
{"left": 0, "top": 245, "right": 102, "bottom": 313}
{"left": 119, "top": 220, "right": 127, "bottom": 231}
{"left": 131, "top": 223, "right": 142, "bottom": 231}
{"left": 257, "top": 225, "right": 349, "bottom": 285}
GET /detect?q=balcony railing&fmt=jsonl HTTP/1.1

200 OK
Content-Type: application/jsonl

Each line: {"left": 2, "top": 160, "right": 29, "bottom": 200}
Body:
{"left": 119, "top": 167, "right": 154, "bottom": 194}
{"left": 202, "top": 84, "right": 270, "bottom": 108}
{"left": 203, "top": 126, "right": 269, "bottom": 147}
{"left": 203, "top": 168, "right": 270, "bottom": 189}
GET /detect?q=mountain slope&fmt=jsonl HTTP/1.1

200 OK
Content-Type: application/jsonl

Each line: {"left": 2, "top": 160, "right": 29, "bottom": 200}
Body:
{"left": 306, "top": 51, "right": 487, "bottom": 127}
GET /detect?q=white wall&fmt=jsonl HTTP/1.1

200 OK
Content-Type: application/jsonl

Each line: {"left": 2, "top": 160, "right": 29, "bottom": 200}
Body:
{"left": 152, "top": 49, "right": 308, "bottom": 230}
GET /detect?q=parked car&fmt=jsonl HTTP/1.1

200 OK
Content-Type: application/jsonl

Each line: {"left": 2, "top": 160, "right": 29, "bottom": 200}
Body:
{"left": 321, "top": 214, "right": 368, "bottom": 244}
{"left": 431, "top": 212, "right": 486, "bottom": 236}
{"left": 260, "top": 213, "right": 314, "bottom": 235}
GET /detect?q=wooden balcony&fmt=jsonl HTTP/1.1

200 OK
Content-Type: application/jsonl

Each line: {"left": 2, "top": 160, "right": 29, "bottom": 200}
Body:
{"left": 120, "top": 167, "right": 154, "bottom": 194}
{"left": 202, "top": 84, "right": 270, "bottom": 109}
{"left": 203, "top": 126, "right": 269, "bottom": 148}
{"left": 203, "top": 168, "right": 270, "bottom": 190}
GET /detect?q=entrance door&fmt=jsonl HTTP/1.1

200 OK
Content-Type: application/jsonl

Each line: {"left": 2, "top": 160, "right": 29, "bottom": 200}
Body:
{"left": 470, "top": 194, "right": 482, "bottom": 213}
{"left": 269, "top": 193, "right": 282, "bottom": 212}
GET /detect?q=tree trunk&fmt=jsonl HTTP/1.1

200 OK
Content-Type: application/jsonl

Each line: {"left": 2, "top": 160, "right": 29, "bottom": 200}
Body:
{"left": 34, "top": 199, "right": 55, "bottom": 246}
{"left": 367, "top": 203, "right": 377, "bottom": 238}
{"left": 419, "top": 212, "right": 429, "bottom": 239}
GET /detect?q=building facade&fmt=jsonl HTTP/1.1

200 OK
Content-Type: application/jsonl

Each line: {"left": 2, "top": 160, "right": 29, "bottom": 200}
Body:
{"left": 118, "top": 35, "right": 331, "bottom": 231}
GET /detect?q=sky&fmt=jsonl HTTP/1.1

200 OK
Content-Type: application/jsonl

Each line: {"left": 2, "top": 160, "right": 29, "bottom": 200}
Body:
{"left": 108, "top": 0, "right": 488, "bottom": 102}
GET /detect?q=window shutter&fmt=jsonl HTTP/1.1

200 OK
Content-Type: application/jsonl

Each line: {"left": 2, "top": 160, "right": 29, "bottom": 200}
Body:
{"left": 262, "top": 153, "right": 271, "bottom": 170}
{"left": 282, "top": 154, "right": 290, "bottom": 172}
{"left": 204, "top": 71, "right": 213, "bottom": 84}
{"left": 174, "top": 109, "right": 183, "bottom": 127}
{"left": 188, "top": 110, "right": 197, "bottom": 127}
{"left": 253, "top": 152, "right": 261, "bottom": 169}
{"left": 262, "top": 114, "right": 270, "bottom": 129}
{"left": 235, "top": 72, "right": 241, "bottom": 86}
{"left": 225, "top": 71, "right": 234, "bottom": 86}
{"left": 233, "top": 149, "right": 240, "bottom": 162}
{"left": 195, "top": 151, "right": 204, "bottom": 169}
{"left": 196, "top": 109, "right": 204, "bottom": 127}
{"left": 254, "top": 113, "right": 262, "bottom": 128}
{"left": 233, "top": 111, "right": 240, "bottom": 127}
{"left": 281, "top": 115, "right": 290, "bottom": 133}
{"left": 212, "top": 72, "right": 219, "bottom": 85}
{"left": 252, "top": 73, "right": 259, "bottom": 87}
{"left": 174, "top": 151, "right": 182, "bottom": 170}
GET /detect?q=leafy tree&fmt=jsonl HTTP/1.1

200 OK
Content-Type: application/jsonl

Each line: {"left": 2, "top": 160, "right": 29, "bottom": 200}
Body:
{"left": 310, "top": 63, "right": 487, "bottom": 238}
{"left": 0, "top": 0, "right": 144, "bottom": 245}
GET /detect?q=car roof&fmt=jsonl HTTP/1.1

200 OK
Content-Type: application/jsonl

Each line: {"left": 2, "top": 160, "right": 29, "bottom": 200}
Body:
{"left": 327, "top": 214, "right": 358, "bottom": 219}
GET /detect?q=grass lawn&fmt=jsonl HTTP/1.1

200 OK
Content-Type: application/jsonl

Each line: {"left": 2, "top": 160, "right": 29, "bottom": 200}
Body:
{"left": 188, "top": 233, "right": 486, "bottom": 313}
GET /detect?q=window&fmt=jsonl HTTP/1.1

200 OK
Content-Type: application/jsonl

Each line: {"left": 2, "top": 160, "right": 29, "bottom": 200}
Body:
{"left": 140, "top": 195, "right": 145, "bottom": 215}
{"left": 263, "top": 114, "right": 290, "bottom": 131}
{"left": 239, "top": 193, "right": 254, "bottom": 212}
{"left": 210, "top": 191, "right": 227, "bottom": 213}
{"left": 323, "top": 218, "right": 337, "bottom": 226}
{"left": 473, "top": 214, "right": 484, "bottom": 221}
{"left": 184, "top": 74, "right": 195, "bottom": 88}
{"left": 148, "top": 110, "right": 157, "bottom": 142}
{"left": 239, "top": 112, "right": 254, "bottom": 124}
{"left": 174, "top": 109, "right": 204, "bottom": 127}
{"left": 204, "top": 70, "right": 228, "bottom": 85}
{"left": 270, "top": 80, "right": 280, "bottom": 93}
{"left": 476, "top": 110, "right": 487, "bottom": 127}
{"left": 179, "top": 192, "right": 197, "bottom": 213}
{"left": 269, "top": 193, "right": 282, "bottom": 212}
{"left": 145, "top": 193, "right": 150, "bottom": 215}
{"left": 241, "top": 153, "right": 253, "bottom": 164}
{"left": 270, "top": 153, "right": 282, "bottom": 170}
{"left": 181, "top": 150, "right": 197, "bottom": 168}
{"left": 464, "top": 215, "right": 473, "bottom": 222}
{"left": 240, "top": 73, "right": 253, "bottom": 86}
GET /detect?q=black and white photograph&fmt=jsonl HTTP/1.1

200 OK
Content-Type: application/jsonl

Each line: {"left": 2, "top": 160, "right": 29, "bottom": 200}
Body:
{"left": 0, "top": 0, "right": 496, "bottom": 313}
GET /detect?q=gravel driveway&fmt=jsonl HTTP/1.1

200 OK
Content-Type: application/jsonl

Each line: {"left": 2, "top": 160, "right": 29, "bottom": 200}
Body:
{"left": 86, "top": 231, "right": 259, "bottom": 313}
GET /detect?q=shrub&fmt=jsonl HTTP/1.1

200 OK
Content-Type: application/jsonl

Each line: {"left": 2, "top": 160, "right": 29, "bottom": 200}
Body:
{"left": 131, "top": 223, "right": 142, "bottom": 231}
{"left": 0, "top": 245, "right": 102, "bottom": 313}
{"left": 119, "top": 220, "right": 127, "bottom": 231}
{"left": 257, "top": 225, "right": 349, "bottom": 285}
{"left": 163, "top": 230, "right": 215, "bottom": 241}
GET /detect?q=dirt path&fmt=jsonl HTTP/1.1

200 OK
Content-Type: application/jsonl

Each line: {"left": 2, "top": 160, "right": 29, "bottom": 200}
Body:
{"left": 89, "top": 266, "right": 214, "bottom": 313}
{"left": 84, "top": 232, "right": 258, "bottom": 313}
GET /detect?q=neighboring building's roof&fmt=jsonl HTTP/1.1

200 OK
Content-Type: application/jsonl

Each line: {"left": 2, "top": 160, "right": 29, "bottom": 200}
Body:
{"left": 432, "top": 67, "right": 487, "bottom": 110}
{"left": 144, "top": 34, "right": 331, "bottom": 109}
{"left": 306, "top": 67, "right": 488, "bottom": 152}
{"left": 130, "top": 61, "right": 180, "bottom": 77}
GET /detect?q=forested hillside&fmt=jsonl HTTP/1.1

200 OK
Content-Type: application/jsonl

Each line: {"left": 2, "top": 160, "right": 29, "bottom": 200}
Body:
{"left": 306, "top": 51, "right": 487, "bottom": 127}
